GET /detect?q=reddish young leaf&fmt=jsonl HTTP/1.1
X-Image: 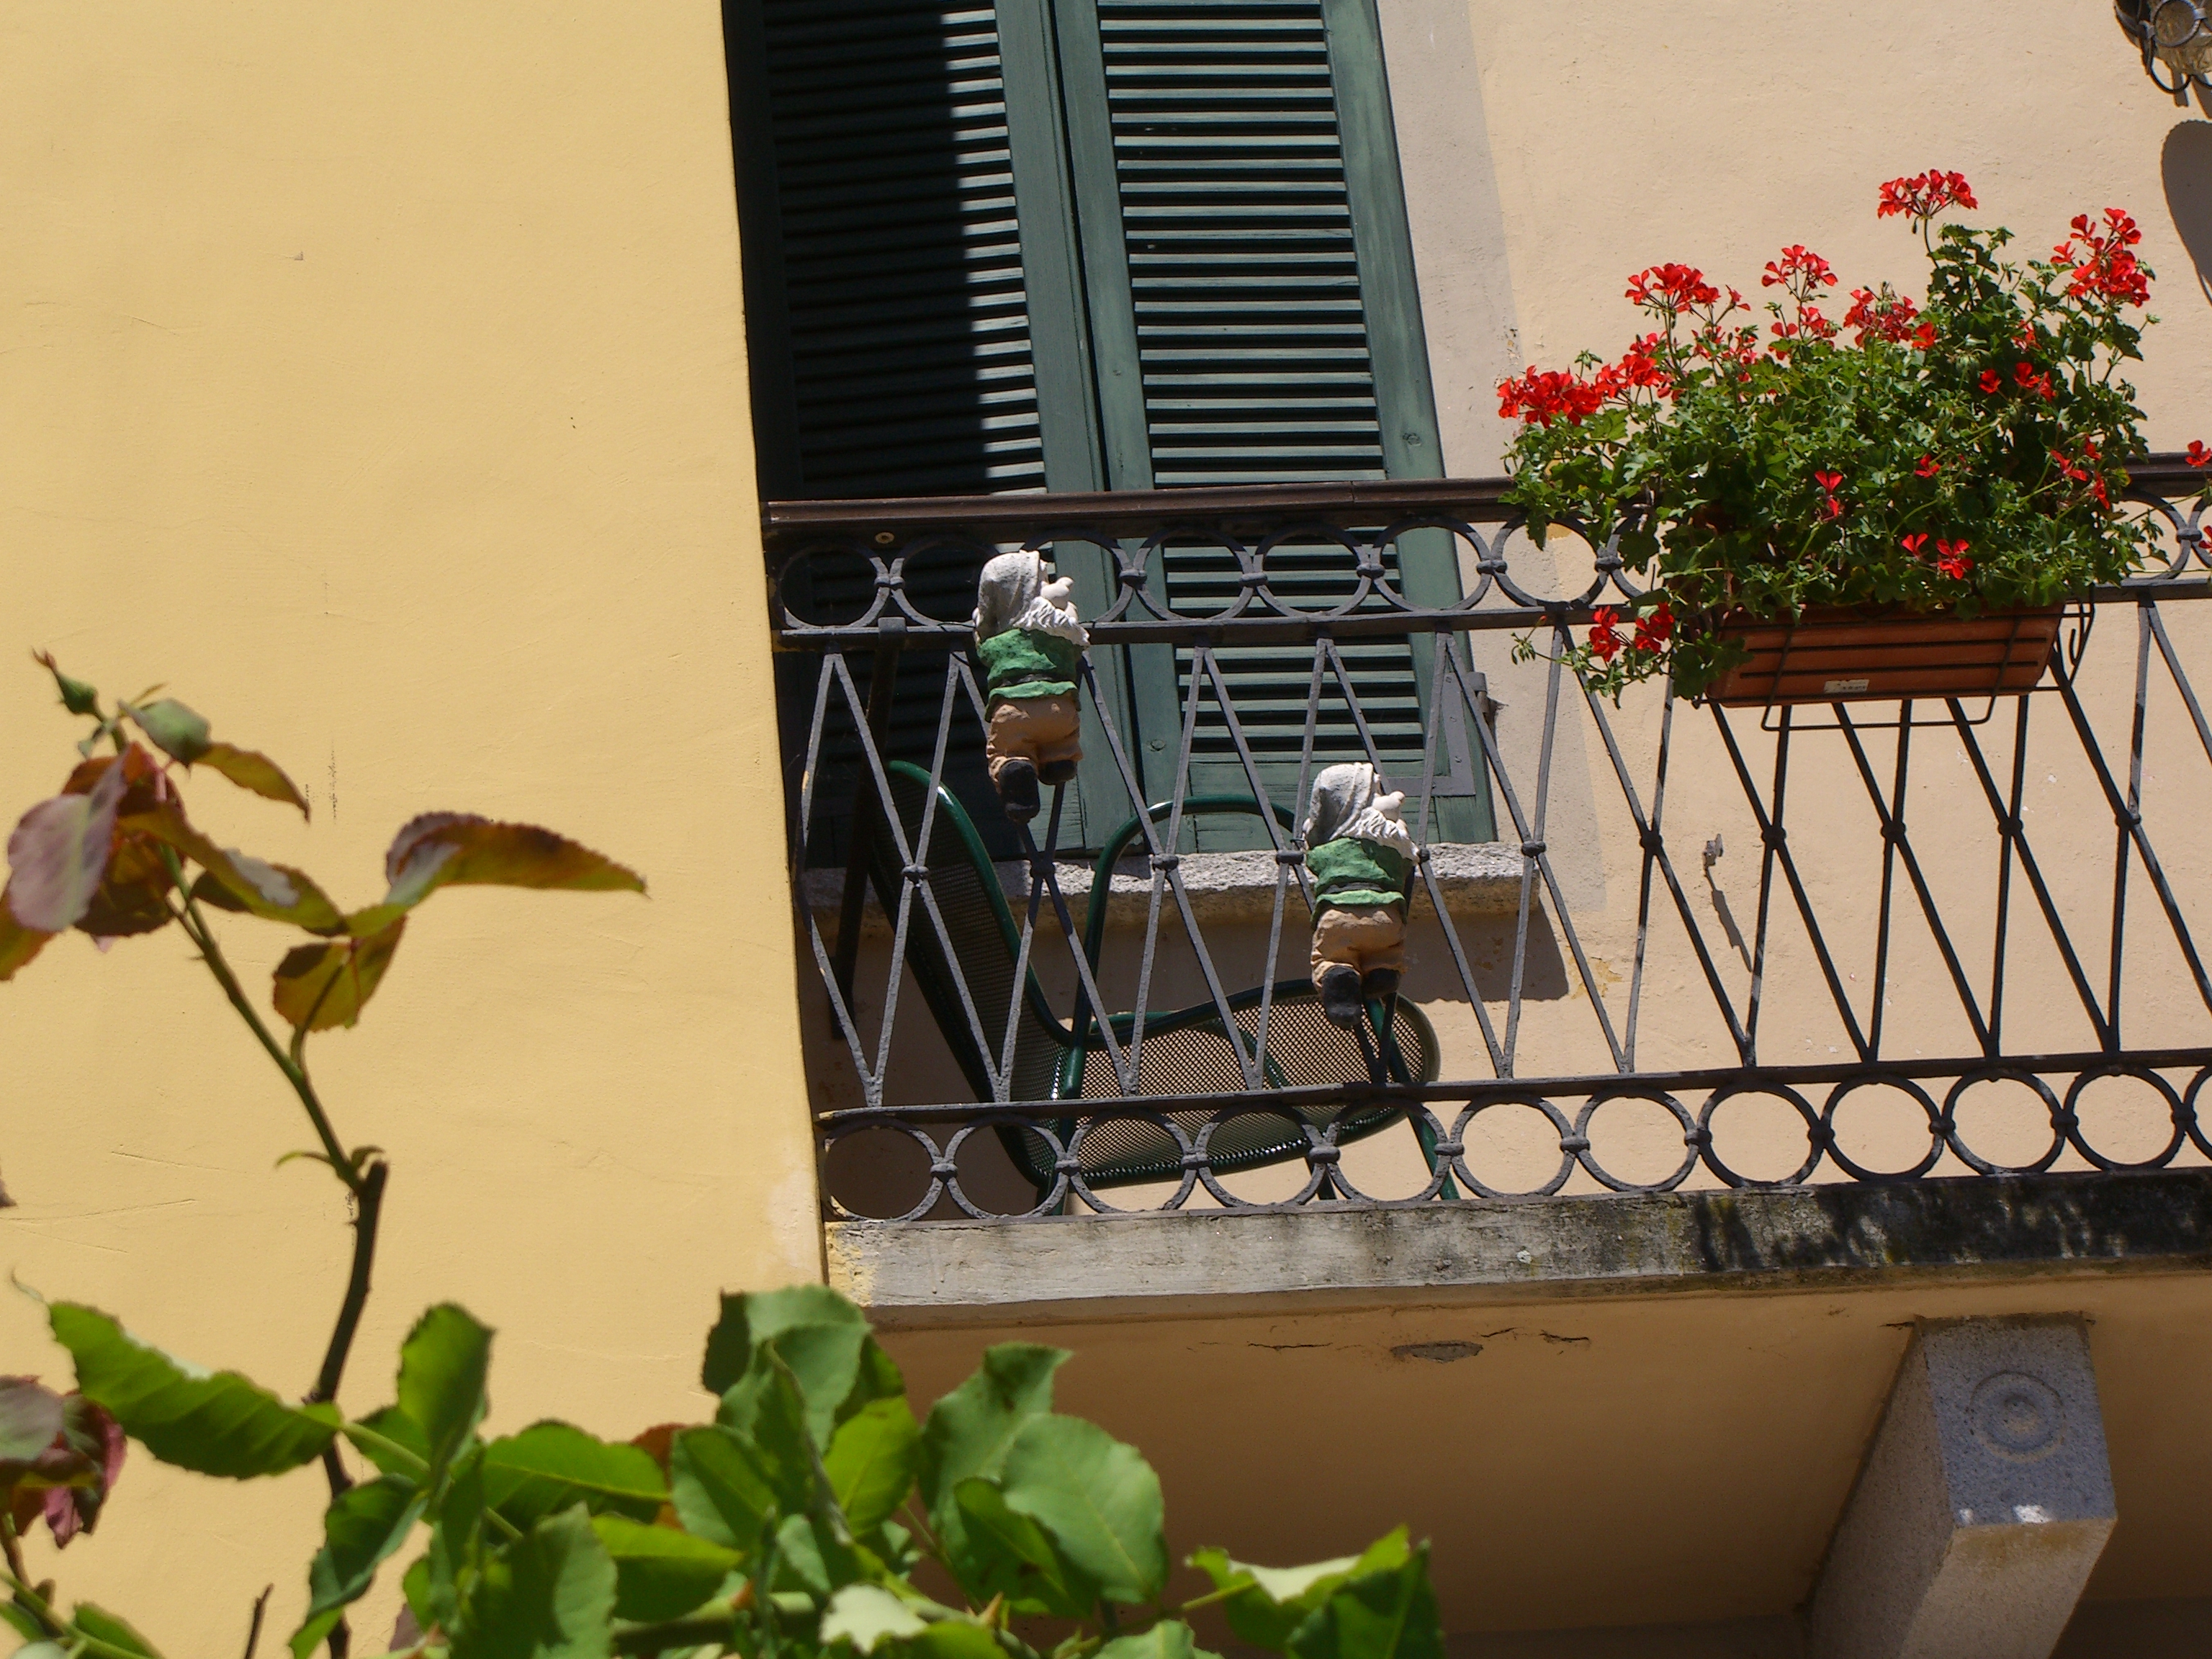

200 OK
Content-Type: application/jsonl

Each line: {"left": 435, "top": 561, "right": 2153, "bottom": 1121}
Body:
{"left": 271, "top": 917, "right": 408, "bottom": 1032}
{"left": 197, "top": 742, "right": 309, "bottom": 817}
{"left": 76, "top": 829, "right": 176, "bottom": 940}
{"left": 0, "top": 892, "right": 53, "bottom": 981}
{"left": 6, "top": 760, "right": 127, "bottom": 933}
{"left": 42, "top": 1396, "right": 126, "bottom": 1547}
{"left": 385, "top": 814, "right": 647, "bottom": 903}
{"left": 184, "top": 853, "right": 345, "bottom": 935}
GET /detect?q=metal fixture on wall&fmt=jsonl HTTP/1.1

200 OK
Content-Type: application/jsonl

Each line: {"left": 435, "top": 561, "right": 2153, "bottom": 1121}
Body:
{"left": 2118, "top": 0, "right": 2212, "bottom": 103}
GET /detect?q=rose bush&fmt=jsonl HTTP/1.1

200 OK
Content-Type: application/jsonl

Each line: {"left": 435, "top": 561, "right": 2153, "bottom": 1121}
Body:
{"left": 1498, "top": 170, "right": 2203, "bottom": 698}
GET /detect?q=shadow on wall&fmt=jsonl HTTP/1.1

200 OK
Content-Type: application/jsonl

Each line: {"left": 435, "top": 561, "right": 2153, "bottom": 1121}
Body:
{"left": 2164, "top": 120, "right": 2212, "bottom": 302}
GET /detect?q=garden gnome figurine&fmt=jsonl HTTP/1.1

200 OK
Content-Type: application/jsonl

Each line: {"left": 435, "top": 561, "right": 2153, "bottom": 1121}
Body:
{"left": 1304, "top": 762, "right": 1414, "bottom": 1027}
{"left": 973, "top": 549, "right": 1087, "bottom": 822}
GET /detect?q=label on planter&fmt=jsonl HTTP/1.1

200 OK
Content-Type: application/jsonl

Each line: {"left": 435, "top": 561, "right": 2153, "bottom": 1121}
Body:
{"left": 1823, "top": 678, "right": 1871, "bottom": 693}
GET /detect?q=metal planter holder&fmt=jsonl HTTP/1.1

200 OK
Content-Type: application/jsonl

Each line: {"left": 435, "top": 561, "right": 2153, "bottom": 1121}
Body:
{"left": 2117, "top": 0, "right": 2212, "bottom": 103}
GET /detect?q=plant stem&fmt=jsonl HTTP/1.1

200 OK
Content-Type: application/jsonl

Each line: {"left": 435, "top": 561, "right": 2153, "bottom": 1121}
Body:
{"left": 164, "top": 883, "right": 360, "bottom": 1197}
{"left": 310, "top": 1159, "right": 390, "bottom": 1449}
{"left": 0, "top": 1517, "right": 42, "bottom": 1636}
{"left": 0, "top": 1566, "right": 145, "bottom": 1659}
{"left": 243, "top": 1586, "right": 274, "bottom": 1659}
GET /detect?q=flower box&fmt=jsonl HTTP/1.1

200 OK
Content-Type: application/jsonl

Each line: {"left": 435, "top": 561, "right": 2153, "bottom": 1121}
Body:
{"left": 1699, "top": 603, "right": 2064, "bottom": 707}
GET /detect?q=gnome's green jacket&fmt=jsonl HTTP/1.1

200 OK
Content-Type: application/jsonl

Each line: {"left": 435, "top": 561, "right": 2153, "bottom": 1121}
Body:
{"left": 1303, "top": 762, "right": 1414, "bottom": 913}
{"left": 973, "top": 551, "right": 1088, "bottom": 702}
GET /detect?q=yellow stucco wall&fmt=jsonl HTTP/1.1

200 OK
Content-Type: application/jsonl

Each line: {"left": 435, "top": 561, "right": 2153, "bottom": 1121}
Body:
{"left": 0, "top": 3, "right": 818, "bottom": 1649}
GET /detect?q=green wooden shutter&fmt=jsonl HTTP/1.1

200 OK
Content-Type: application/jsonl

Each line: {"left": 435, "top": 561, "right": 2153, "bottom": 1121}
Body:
{"left": 1040, "top": 0, "right": 1492, "bottom": 844}
{"left": 736, "top": 0, "right": 1056, "bottom": 863}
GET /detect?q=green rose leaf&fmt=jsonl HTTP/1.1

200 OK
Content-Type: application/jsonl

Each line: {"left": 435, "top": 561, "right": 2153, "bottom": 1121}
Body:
{"left": 1190, "top": 1540, "right": 1377, "bottom": 1652}
{"left": 948, "top": 1477, "right": 1094, "bottom": 1620}
{"left": 187, "top": 856, "right": 344, "bottom": 933}
{"left": 69, "top": 1604, "right": 163, "bottom": 1659}
{"left": 668, "top": 1426, "right": 778, "bottom": 1554}
{"left": 197, "top": 742, "right": 310, "bottom": 817}
{"left": 303, "top": 1475, "right": 426, "bottom": 1622}
{"left": 450, "top": 1505, "right": 617, "bottom": 1659}
{"left": 997, "top": 1415, "right": 1166, "bottom": 1605}
{"left": 588, "top": 1514, "right": 740, "bottom": 1623}
{"left": 1096, "top": 1622, "right": 1220, "bottom": 1659}
{"left": 271, "top": 917, "right": 407, "bottom": 1032}
{"left": 395, "top": 1304, "right": 493, "bottom": 1483}
{"left": 348, "top": 1402, "right": 431, "bottom": 1479}
{"left": 49, "top": 1303, "right": 338, "bottom": 1479}
{"left": 819, "top": 1583, "right": 928, "bottom": 1654}
{"left": 822, "top": 1395, "right": 920, "bottom": 1535}
{"left": 701, "top": 1285, "right": 902, "bottom": 1445}
{"left": 5, "top": 761, "right": 127, "bottom": 933}
{"left": 288, "top": 1611, "right": 343, "bottom": 1659}
{"left": 918, "top": 1343, "right": 1066, "bottom": 1560}
{"left": 483, "top": 1422, "right": 665, "bottom": 1528}
{"left": 122, "top": 700, "right": 211, "bottom": 765}
{"left": 1285, "top": 1537, "right": 1441, "bottom": 1659}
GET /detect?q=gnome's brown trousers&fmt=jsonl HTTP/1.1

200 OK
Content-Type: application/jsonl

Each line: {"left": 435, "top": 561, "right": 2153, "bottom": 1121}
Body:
{"left": 1309, "top": 903, "right": 1406, "bottom": 982}
{"left": 986, "top": 693, "right": 1082, "bottom": 783}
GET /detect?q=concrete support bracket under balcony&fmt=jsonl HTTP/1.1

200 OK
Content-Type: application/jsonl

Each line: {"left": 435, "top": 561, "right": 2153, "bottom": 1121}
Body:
{"left": 1806, "top": 1316, "right": 2115, "bottom": 1659}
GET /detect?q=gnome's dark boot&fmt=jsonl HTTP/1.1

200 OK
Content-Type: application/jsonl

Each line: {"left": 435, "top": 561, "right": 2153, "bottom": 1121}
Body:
{"left": 1362, "top": 967, "right": 1401, "bottom": 1003}
{"left": 997, "top": 758, "right": 1041, "bottom": 823}
{"left": 1318, "top": 964, "right": 1364, "bottom": 1028}
{"left": 1038, "top": 757, "right": 1079, "bottom": 786}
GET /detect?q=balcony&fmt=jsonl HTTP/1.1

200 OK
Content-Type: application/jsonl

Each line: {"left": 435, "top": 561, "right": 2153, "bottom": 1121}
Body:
{"left": 770, "top": 462, "right": 2212, "bottom": 1323}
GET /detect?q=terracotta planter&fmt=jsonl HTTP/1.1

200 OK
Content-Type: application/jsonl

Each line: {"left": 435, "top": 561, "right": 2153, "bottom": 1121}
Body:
{"left": 1699, "top": 603, "right": 2067, "bottom": 709}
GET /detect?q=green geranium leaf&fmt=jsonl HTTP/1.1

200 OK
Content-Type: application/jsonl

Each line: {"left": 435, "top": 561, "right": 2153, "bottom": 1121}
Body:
{"left": 49, "top": 1303, "right": 338, "bottom": 1479}
{"left": 822, "top": 1395, "right": 920, "bottom": 1535}
{"left": 122, "top": 700, "right": 210, "bottom": 765}
{"left": 484, "top": 1423, "right": 665, "bottom": 1527}
{"left": 588, "top": 1514, "right": 739, "bottom": 1623}
{"left": 819, "top": 1583, "right": 927, "bottom": 1654}
{"left": 450, "top": 1505, "right": 617, "bottom": 1659}
{"left": 303, "top": 1475, "right": 426, "bottom": 1622}
{"left": 998, "top": 1414, "right": 1165, "bottom": 1605}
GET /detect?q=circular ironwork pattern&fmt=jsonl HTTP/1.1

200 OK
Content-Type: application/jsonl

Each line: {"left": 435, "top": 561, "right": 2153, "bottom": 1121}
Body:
{"left": 817, "top": 1060, "right": 2209, "bottom": 1219}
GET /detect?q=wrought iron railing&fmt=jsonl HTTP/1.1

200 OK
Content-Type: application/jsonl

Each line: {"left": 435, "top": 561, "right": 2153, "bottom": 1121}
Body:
{"left": 771, "top": 459, "right": 2212, "bottom": 1222}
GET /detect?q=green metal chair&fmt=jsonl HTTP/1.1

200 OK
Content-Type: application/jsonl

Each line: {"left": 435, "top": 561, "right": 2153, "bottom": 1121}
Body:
{"left": 863, "top": 760, "right": 1441, "bottom": 1198}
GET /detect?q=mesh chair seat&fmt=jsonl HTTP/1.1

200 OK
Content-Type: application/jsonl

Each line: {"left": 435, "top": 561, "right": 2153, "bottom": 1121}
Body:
{"left": 861, "top": 760, "right": 1440, "bottom": 1196}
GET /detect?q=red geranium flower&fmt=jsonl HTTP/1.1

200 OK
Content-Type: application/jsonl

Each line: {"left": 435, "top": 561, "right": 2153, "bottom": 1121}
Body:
{"left": 1915, "top": 456, "right": 1941, "bottom": 478}
{"left": 2187, "top": 439, "right": 2211, "bottom": 468}
{"left": 1588, "top": 607, "right": 1624, "bottom": 662}
{"left": 1979, "top": 369, "right": 2002, "bottom": 394}
{"left": 1624, "top": 263, "right": 1722, "bottom": 313}
{"left": 1901, "top": 533, "right": 1931, "bottom": 557}
{"left": 1936, "top": 539, "right": 1973, "bottom": 580}
{"left": 1632, "top": 601, "right": 1674, "bottom": 655}
{"left": 1876, "top": 170, "right": 1977, "bottom": 222}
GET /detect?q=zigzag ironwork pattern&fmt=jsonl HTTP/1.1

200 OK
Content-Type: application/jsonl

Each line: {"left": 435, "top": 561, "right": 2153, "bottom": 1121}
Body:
{"left": 769, "top": 461, "right": 2212, "bottom": 1221}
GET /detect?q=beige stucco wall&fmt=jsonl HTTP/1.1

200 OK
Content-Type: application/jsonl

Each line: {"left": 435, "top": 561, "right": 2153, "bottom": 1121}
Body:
{"left": 1390, "top": 0, "right": 2212, "bottom": 476}
{"left": 0, "top": 3, "right": 819, "bottom": 1651}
